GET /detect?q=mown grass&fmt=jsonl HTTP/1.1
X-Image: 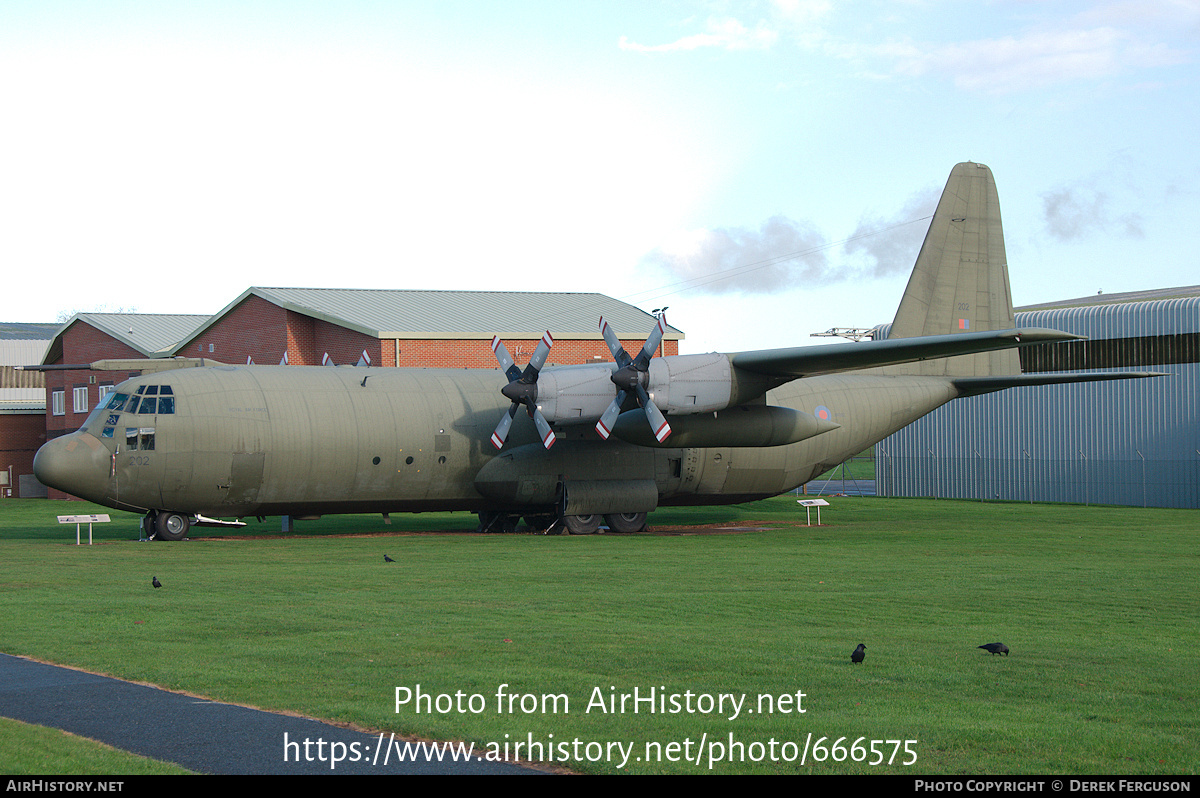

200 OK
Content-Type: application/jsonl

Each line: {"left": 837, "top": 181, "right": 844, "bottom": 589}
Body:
{"left": 0, "top": 717, "right": 193, "bottom": 775}
{"left": 0, "top": 497, "right": 1197, "bottom": 774}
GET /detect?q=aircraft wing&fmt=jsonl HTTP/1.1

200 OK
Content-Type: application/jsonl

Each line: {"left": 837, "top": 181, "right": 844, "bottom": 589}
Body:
{"left": 729, "top": 328, "right": 1084, "bottom": 378}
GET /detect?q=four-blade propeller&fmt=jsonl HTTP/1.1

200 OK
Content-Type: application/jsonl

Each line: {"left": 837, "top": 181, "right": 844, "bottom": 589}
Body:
{"left": 490, "top": 331, "right": 556, "bottom": 450}
{"left": 595, "top": 315, "right": 672, "bottom": 444}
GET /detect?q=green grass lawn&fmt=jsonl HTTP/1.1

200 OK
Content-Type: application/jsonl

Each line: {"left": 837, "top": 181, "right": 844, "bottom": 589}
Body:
{"left": 0, "top": 717, "right": 193, "bottom": 775}
{"left": 1, "top": 497, "right": 1197, "bottom": 774}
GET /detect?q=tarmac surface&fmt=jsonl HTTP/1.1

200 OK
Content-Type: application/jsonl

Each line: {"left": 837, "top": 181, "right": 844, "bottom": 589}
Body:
{"left": 0, "top": 653, "right": 538, "bottom": 775}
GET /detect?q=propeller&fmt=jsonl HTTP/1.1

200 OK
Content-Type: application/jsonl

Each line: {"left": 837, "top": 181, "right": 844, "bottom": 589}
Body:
{"left": 490, "top": 331, "right": 557, "bottom": 450}
{"left": 594, "top": 315, "right": 671, "bottom": 443}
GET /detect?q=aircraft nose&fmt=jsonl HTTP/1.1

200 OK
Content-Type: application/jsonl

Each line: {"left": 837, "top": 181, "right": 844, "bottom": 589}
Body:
{"left": 33, "top": 432, "right": 111, "bottom": 503}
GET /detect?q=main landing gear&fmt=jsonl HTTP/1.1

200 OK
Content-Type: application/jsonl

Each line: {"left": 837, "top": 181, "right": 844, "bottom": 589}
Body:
{"left": 476, "top": 511, "right": 648, "bottom": 535}
{"left": 144, "top": 510, "right": 192, "bottom": 541}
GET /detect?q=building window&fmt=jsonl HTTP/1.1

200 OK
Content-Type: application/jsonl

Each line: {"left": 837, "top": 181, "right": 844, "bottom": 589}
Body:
{"left": 73, "top": 386, "right": 88, "bottom": 414}
{"left": 98, "top": 383, "right": 115, "bottom": 405}
{"left": 52, "top": 390, "right": 65, "bottom": 416}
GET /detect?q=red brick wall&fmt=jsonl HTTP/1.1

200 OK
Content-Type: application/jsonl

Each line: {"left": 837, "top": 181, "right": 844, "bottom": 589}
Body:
{"left": 184, "top": 295, "right": 290, "bottom": 365}
{"left": 0, "top": 413, "right": 45, "bottom": 498}
{"left": 394, "top": 337, "right": 679, "bottom": 368}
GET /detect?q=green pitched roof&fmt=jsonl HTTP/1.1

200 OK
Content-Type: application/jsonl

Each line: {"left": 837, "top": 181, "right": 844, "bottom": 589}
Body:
{"left": 180, "top": 287, "right": 683, "bottom": 347}
{"left": 42, "top": 313, "right": 208, "bottom": 365}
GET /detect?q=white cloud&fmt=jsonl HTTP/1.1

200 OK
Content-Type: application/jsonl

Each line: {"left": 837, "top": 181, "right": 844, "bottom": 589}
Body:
{"left": 641, "top": 187, "right": 936, "bottom": 295}
{"left": 619, "top": 17, "right": 778, "bottom": 53}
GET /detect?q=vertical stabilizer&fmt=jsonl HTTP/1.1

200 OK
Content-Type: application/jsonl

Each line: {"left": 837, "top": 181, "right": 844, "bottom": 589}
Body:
{"left": 885, "top": 162, "right": 1018, "bottom": 377}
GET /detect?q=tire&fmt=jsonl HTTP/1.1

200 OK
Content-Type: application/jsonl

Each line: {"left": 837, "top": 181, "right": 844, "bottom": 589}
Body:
{"left": 604, "top": 512, "right": 647, "bottom": 534}
{"left": 155, "top": 512, "right": 191, "bottom": 541}
{"left": 563, "top": 515, "right": 601, "bottom": 535}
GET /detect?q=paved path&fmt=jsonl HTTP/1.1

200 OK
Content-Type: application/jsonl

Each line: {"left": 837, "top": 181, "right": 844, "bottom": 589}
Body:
{"left": 0, "top": 653, "right": 537, "bottom": 775}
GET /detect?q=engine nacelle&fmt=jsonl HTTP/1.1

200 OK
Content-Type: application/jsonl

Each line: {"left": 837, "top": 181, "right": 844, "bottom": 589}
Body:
{"left": 535, "top": 364, "right": 619, "bottom": 423}
{"left": 645, "top": 353, "right": 733, "bottom": 414}
{"left": 536, "top": 354, "right": 741, "bottom": 424}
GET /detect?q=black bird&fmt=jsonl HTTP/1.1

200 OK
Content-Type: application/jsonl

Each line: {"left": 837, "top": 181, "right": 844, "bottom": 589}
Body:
{"left": 152, "top": 576, "right": 162, "bottom": 589}
{"left": 851, "top": 643, "right": 866, "bottom": 664}
{"left": 978, "top": 642, "right": 1009, "bottom": 656}
{"left": 383, "top": 554, "right": 395, "bottom": 563}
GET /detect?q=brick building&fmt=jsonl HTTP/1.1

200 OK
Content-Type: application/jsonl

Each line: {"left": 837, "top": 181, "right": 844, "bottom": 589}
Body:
{"left": 41, "top": 313, "right": 208, "bottom": 439}
{"left": 1, "top": 333, "right": 55, "bottom": 498}
{"left": 174, "top": 288, "right": 681, "bottom": 368}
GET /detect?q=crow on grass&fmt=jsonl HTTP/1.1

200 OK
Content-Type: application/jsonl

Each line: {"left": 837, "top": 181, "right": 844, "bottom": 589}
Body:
{"left": 851, "top": 643, "right": 866, "bottom": 664}
{"left": 978, "top": 642, "right": 1009, "bottom": 656}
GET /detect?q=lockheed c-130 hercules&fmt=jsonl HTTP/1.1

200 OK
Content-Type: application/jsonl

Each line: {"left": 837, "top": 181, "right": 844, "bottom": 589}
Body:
{"left": 33, "top": 163, "right": 1153, "bottom": 538}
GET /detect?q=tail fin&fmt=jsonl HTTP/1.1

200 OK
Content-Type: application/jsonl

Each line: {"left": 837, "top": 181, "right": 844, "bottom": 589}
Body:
{"left": 884, "top": 162, "right": 1018, "bottom": 377}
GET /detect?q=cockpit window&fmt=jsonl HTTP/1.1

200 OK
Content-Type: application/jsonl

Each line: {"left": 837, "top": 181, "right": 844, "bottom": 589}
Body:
{"left": 117, "top": 386, "right": 176, "bottom": 414}
{"left": 124, "top": 427, "right": 155, "bottom": 449}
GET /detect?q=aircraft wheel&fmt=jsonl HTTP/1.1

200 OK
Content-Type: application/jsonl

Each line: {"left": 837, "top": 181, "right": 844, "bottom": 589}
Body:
{"left": 604, "top": 512, "right": 647, "bottom": 534}
{"left": 155, "top": 512, "right": 191, "bottom": 542}
{"left": 563, "top": 515, "right": 601, "bottom": 535}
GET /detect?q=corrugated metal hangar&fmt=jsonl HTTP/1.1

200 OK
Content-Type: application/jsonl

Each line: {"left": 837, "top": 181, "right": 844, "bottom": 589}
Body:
{"left": 875, "top": 287, "right": 1200, "bottom": 508}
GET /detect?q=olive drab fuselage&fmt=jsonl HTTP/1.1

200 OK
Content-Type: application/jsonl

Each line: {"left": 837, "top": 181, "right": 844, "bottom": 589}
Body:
{"left": 40, "top": 363, "right": 957, "bottom": 519}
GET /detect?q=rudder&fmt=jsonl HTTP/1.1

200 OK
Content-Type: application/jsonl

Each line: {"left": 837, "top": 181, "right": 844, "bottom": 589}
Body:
{"left": 885, "top": 162, "right": 1018, "bottom": 377}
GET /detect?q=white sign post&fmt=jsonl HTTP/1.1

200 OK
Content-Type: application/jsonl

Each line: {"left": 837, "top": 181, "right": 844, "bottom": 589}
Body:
{"left": 57, "top": 514, "right": 111, "bottom": 545}
{"left": 796, "top": 499, "right": 829, "bottom": 526}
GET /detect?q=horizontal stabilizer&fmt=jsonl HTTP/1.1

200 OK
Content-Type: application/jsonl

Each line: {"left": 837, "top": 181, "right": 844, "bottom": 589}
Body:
{"left": 730, "top": 328, "right": 1084, "bottom": 379}
{"left": 953, "top": 371, "right": 1167, "bottom": 398}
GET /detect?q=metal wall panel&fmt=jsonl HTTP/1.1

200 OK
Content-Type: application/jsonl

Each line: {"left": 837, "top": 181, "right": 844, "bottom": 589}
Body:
{"left": 876, "top": 298, "right": 1200, "bottom": 508}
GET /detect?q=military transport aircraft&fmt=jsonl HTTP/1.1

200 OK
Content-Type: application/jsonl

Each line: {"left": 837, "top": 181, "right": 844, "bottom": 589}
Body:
{"left": 32, "top": 163, "right": 1152, "bottom": 538}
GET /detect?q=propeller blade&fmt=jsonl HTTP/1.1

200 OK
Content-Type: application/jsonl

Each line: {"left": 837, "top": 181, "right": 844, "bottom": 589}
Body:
{"left": 596, "top": 315, "right": 673, "bottom": 443}
{"left": 531, "top": 408, "right": 557, "bottom": 449}
{"left": 492, "top": 332, "right": 557, "bottom": 449}
{"left": 635, "top": 384, "right": 672, "bottom": 443}
{"left": 491, "top": 336, "right": 521, "bottom": 382}
{"left": 594, "top": 390, "right": 627, "bottom": 440}
{"left": 490, "top": 404, "right": 518, "bottom": 449}
{"left": 634, "top": 313, "right": 668, "bottom": 367}
{"left": 599, "top": 317, "right": 631, "bottom": 367}
{"left": 526, "top": 331, "right": 554, "bottom": 374}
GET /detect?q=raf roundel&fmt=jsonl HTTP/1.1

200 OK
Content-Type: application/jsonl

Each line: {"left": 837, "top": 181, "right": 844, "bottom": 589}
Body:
{"left": 814, "top": 405, "right": 833, "bottom": 423}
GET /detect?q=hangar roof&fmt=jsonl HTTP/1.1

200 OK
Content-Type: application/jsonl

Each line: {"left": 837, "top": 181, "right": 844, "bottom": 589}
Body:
{"left": 186, "top": 287, "right": 684, "bottom": 344}
{"left": 1018, "top": 285, "right": 1200, "bottom": 311}
{"left": 41, "top": 313, "right": 208, "bottom": 365}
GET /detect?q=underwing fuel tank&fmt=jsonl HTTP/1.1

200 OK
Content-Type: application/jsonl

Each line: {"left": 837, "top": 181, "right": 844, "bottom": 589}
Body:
{"left": 610, "top": 404, "right": 840, "bottom": 448}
